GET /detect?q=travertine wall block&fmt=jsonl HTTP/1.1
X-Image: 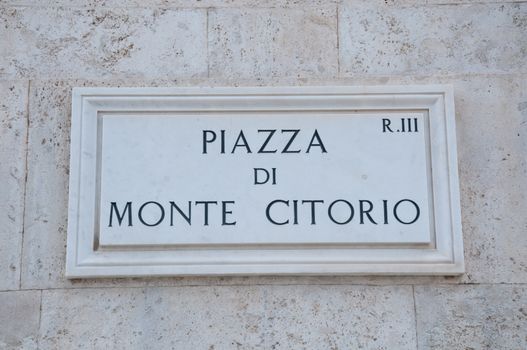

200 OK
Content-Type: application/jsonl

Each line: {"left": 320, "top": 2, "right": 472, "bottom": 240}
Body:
{"left": 453, "top": 75, "right": 527, "bottom": 283}
{"left": 21, "top": 81, "right": 73, "bottom": 289}
{"left": 1, "top": 0, "right": 338, "bottom": 9}
{"left": 415, "top": 285, "right": 527, "bottom": 349}
{"left": 339, "top": 2, "right": 527, "bottom": 75}
{"left": 261, "top": 285, "right": 416, "bottom": 349}
{"left": 0, "top": 290, "right": 40, "bottom": 349}
{"left": 208, "top": 6, "right": 338, "bottom": 80}
{"left": 39, "top": 285, "right": 416, "bottom": 349}
{"left": 0, "top": 81, "right": 28, "bottom": 291}
{"left": 0, "top": 7, "right": 207, "bottom": 79}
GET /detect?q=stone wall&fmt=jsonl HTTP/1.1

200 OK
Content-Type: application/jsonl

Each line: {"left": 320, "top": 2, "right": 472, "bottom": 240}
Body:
{"left": 1, "top": 0, "right": 526, "bottom": 349}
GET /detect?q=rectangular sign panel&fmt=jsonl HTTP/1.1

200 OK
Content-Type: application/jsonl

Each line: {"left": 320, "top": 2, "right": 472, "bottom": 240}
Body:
{"left": 66, "top": 86, "right": 464, "bottom": 277}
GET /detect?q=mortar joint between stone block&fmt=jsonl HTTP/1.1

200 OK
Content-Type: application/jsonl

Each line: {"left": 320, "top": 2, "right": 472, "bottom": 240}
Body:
{"left": 412, "top": 285, "right": 419, "bottom": 350}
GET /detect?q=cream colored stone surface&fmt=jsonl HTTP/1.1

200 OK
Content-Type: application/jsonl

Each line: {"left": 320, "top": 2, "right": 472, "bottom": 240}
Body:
{"left": 21, "top": 81, "right": 72, "bottom": 289}
{"left": 426, "top": 0, "right": 524, "bottom": 3}
{"left": 1, "top": 0, "right": 338, "bottom": 8}
{"left": 3, "top": 0, "right": 523, "bottom": 8}
{"left": 339, "top": 2, "right": 527, "bottom": 75}
{"left": 39, "top": 285, "right": 415, "bottom": 349}
{"left": 39, "top": 288, "right": 147, "bottom": 349}
{"left": 261, "top": 285, "right": 415, "bottom": 348}
{"left": 415, "top": 285, "right": 527, "bottom": 349}
{"left": 208, "top": 6, "right": 338, "bottom": 80}
{"left": 0, "top": 81, "right": 27, "bottom": 291}
{"left": 1, "top": 0, "right": 526, "bottom": 347}
{"left": 453, "top": 75, "right": 527, "bottom": 283}
{"left": 0, "top": 7, "right": 207, "bottom": 79}
{"left": 0, "top": 290, "right": 40, "bottom": 349}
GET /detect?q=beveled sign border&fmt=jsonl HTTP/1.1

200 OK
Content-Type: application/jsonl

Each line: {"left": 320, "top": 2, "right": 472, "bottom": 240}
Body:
{"left": 66, "top": 85, "right": 464, "bottom": 278}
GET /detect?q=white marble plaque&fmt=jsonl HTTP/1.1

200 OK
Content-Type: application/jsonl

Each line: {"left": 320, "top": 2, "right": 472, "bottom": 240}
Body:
{"left": 66, "top": 86, "right": 464, "bottom": 277}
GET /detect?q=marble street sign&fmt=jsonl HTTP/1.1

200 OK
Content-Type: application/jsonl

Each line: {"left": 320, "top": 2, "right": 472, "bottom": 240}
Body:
{"left": 66, "top": 86, "right": 464, "bottom": 277}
